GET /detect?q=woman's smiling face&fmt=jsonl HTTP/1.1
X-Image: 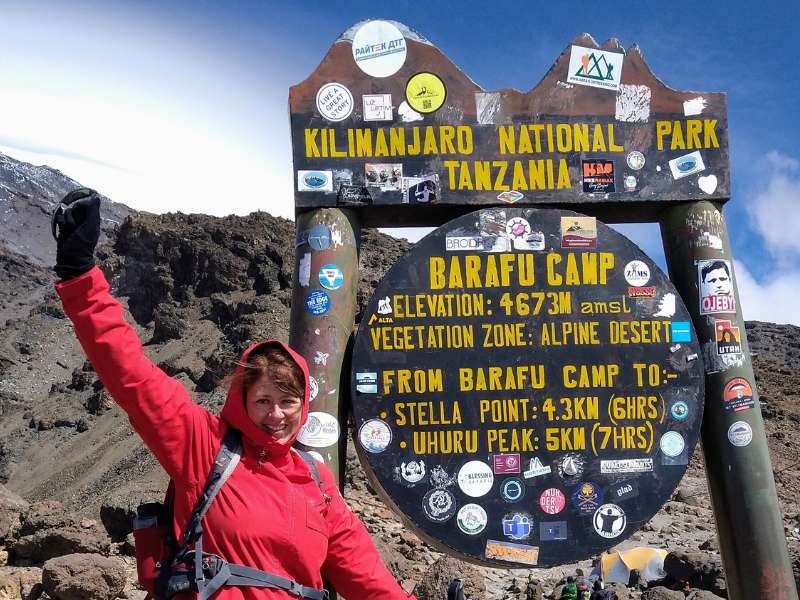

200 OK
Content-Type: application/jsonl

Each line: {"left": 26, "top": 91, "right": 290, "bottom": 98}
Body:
{"left": 245, "top": 374, "right": 303, "bottom": 444}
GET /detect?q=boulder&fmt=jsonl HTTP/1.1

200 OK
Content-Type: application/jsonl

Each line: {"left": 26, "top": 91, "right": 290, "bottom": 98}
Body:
{"left": 0, "top": 486, "right": 28, "bottom": 542}
{"left": 687, "top": 591, "right": 726, "bottom": 599}
{"left": 42, "top": 554, "right": 125, "bottom": 600}
{"left": 663, "top": 549, "right": 726, "bottom": 596}
{"left": 12, "top": 527, "right": 109, "bottom": 564}
{"left": 642, "top": 587, "right": 685, "bottom": 600}
{"left": 99, "top": 499, "right": 137, "bottom": 543}
{"left": 0, "top": 566, "right": 43, "bottom": 600}
{"left": 412, "top": 556, "right": 485, "bottom": 600}
{"left": 18, "top": 502, "right": 72, "bottom": 537}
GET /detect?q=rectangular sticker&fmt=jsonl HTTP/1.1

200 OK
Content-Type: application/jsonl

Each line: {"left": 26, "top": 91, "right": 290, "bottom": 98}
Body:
{"left": 446, "top": 236, "right": 487, "bottom": 252}
{"left": 582, "top": 159, "right": 615, "bottom": 193}
{"left": 567, "top": 45, "right": 624, "bottom": 91}
{"left": 561, "top": 216, "right": 597, "bottom": 249}
{"left": 356, "top": 372, "right": 377, "bottom": 394}
{"left": 362, "top": 94, "right": 393, "bottom": 121}
{"left": 608, "top": 480, "right": 639, "bottom": 503}
{"left": 698, "top": 259, "right": 735, "bottom": 315}
{"left": 484, "top": 540, "right": 539, "bottom": 565}
{"left": 402, "top": 175, "right": 438, "bottom": 204}
{"left": 297, "top": 170, "right": 333, "bottom": 192}
{"left": 365, "top": 163, "right": 403, "bottom": 191}
{"left": 539, "top": 521, "right": 568, "bottom": 541}
{"left": 715, "top": 319, "right": 742, "bottom": 355}
{"left": 669, "top": 150, "right": 706, "bottom": 180}
{"left": 600, "top": 458, "right": 654, "bottom": 474}
{"left": 493, "top": 453, "right": 521, "bottom": 474}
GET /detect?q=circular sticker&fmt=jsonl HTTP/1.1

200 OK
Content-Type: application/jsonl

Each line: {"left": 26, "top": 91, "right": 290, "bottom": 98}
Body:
{"left": 423, "top": 488, "right": 456, "bottom": 523}
{"left": 399, "top": 460, "right": 426, "bottom": 484}
{"left": 627, "top": 151, "right": 646, "bottom": 170}
{"left": 351, "top": 20, "right": 406, "bottom": 78}
{"left": 457, "top": 461, "right": 494, "bottom": 498}
{"left": 405, "top": 72, "right": 447, "bottom": 114}
{"left": 505, "top": 217, "right": 531, "bottom": 240}
{"left": 539, "top": 488, "right": 566, "bottom": 515}
{"left": 358, "top": 419, "right": 392, "bottom": 453}
{"left": 660, "top": 431, "right": 685, "bottom": 457}
{"left": 297, "top": 411, "right": 340, "bottom": 448}
{"left": 318, "top": 264, "right": 344, "bottom": 290}
{"left": 456, "top": 504, "right": 487, "bottom": 535}
{"left": 624, "top": 175, "right": 637, "bottom": 192}
{"left": 304, "top": 290, "right": 330, "bottom": 316}
{"left": 624, "top": 260, "right": 651, "bottom": 286}
{"left": 723, "top": 378, "right": 755, "bottom": 412}
{"left": 500, "top": 478, "right": 525, "bottom": 503}
{"left": 309, "top": 376, "right": 319, "bottom": 401}
{"left": 315, "top": 83, "right": 354, "bottom": 122}
{"left": 307, "top": 224, "right": 331, "bottom": 251}
{"left": 557, "top": 454, "right": 584, "bottom": 479}
{"left": 571, "top": 482, "right": 603, "bottom": 515}
{"left": 593, "top": 504, "right": 626, "bottom": 538}
{"left": 671, "top": 400, "right": 689, "bottom": 420}
{"left": 728, "top": 421, "right": 753, "bottom": 447}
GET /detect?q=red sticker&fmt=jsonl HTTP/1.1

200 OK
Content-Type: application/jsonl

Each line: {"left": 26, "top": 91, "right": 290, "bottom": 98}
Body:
{"left": 539, "top": 488, "right": 566, "bottom": 515}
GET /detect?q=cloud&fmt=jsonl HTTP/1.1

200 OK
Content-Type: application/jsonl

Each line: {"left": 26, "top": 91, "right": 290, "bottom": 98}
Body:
{"left": 747, "top": 151, "right": 800, "bottom": 259}
{"left": 734, "top": 259, "right": 800, "bottom": 325}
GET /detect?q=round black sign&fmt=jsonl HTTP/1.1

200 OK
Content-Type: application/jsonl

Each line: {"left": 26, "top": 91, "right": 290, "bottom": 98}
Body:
{"left": 351, "top": 208, "right": 704, "bottom": 567}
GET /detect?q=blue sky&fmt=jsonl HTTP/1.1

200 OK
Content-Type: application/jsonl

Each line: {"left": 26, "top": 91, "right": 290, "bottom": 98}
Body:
{"left": 2, "top": 0, "right": 798, "bottom": 323}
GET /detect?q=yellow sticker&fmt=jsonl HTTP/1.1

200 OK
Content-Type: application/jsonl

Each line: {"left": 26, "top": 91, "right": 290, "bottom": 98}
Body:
{"left": 405, "top": 72, "right": 446, "bottom": 114}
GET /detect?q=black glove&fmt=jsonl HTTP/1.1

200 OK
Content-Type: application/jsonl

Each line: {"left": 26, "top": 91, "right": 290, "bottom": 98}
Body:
{"left": 52, "top": 187, "right": 101, "bottom": 280}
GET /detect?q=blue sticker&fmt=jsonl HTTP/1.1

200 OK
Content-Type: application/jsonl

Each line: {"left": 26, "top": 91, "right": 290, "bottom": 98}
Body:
{"left": 571, "top": 482, "right": 603, "bottom": 515}
{"left": 671, "top": 400, "right": 689, "bottom": 420}
{"left": 540, "top": 521, "right": 568, "bottom": 541}
{"left": 500, "top": 478, "right": 525, "bottom": 503}
{"left": 308, "top": 224, "right": 331, "bottom": 251}
{"left": 671, "top": 321, "right": 692, "bottom": 342}
{"left": 502, "top": 514, "right": 531, "bottom": 540}
{"left": 305, "top": 290, "right": 331, "bottom": 315}
{"left": 318, "top": 264, "right": 344, "bottom": 290}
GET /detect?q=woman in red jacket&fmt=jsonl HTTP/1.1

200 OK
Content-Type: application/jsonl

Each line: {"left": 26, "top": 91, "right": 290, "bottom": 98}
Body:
{"left": 52, "top": 188, "right": 412, "bottom": 600}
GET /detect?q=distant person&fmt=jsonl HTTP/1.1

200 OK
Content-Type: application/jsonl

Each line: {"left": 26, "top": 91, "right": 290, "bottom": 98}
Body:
{"left": 525, "top": 574, "right": 543, "bottom": 600}
{"left": 700, "top": 260, "right": 732, "bottom": 297}
{"left": 560, "top": 576, "right": 578, "bottom": 600}
{"left": 51, "top": 188, "right": 412, "bottom": 599}
{"left": 589, "top": 580, "right": 614, "bottom": 600}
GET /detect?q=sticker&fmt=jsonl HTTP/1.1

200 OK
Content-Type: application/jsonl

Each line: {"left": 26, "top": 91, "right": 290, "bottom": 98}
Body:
{"left": 683, "top": 96, "right": 707, "bottom": 116}
{"left": 608, "top": 480, "right": 639, "bottom": 503}
{"left": 457, "top": 504, "right": 487, "bottom": 535}
{"left": 405, "top": 72, "right": 446, "bottom": 114}
{"left": 297, "top": 411, "right": 340, "bottom": 448}
{"left": 355, "top": 372, "right": 377, "bottom": 394}
{"left": 624, "top": 175, "right": 637, "bottom": 192}
{"left": 332, "top": 168, "right": 353, "bottom": 189}
{"left": 670, "top": 400, "right": 689, "bottom": 421}
{"left": 698, "top": 174, "right": 718, "bottom": 195}
{"left": 351, "top": 20, "right": 406, "bottom": 78}
{"left": 446, "top": 236, "right": 486, "bottom": 251}
{"left": 304, "top": 290, "right": 330, "bottom": 316}
{"left": 422, "top": 488, "right": 456, "bottom": 523}
{"left": 628, "top": 286, "right": 656, "bottom": 297}
{"left": 500, "top": 478, "right": 526, "bottom": 502}
{"left": 338, "top": 185, "right": 372, "bottom": 205}
{"left": 403, "top": 175, "right": 438, "bottom": 204}
{"left": 457, "top": 461, "right": 494, "bottom": 498}
{"left": 398, "top": 460, "right": 426, "bottom": 485}
{"left": 572, "top": 482, "right": 603, "bottom": 515}
{"left": 626, "top": 151, "right": 646, "bottom": 170}
{"left": 309, "top": 376, "right": 319, "bottom": 401}
{"left": 557, "top": 453, "right": 584, "bottom": 479}
{"left": 539, "top": 488, "right": 566, "bottom": 515}
{"left": 600, "top": 458, "right": 653, "bottom": 474}
{"left": 593, "top": 504, "right": 626, "bottom": 538}
{"left": 298, "top": 253, "right": 311, "bottom": 287}
{"left": 582, "top": 159, "right": 615, "bottom": 193}
{"left": 485, "top": 540, "right": 539, "bottom": 565}
{"left": 715, "top": 320, "right": 742, "bottom": 356}
{"left": 523, "top": 457, "right": 551, "bottom": 479}
{"left": 671, "top": 321, "right": 692, "bottom": 343}
{"left": 567, "top": 45, "right": 624, "bottom": 91}
{"left": 669, "top": 150, "right": 706, "bottom": 180}
{"left": 307, "top": 224, "right": 332, "bottom": 251}
{"left": 377, "top": 296, "right": 392, "bottom": 314}
{"left": 398, "top": 100, "right": 423, "bottom": 122}
{"left": 430, "top": 465, "right": 456, "bottom": 489}
{"left": 615, "top": 84, "right": 651, "bottom": 122}
{"left": 493, "top": 453, "right": 521, "bottom": 474}
{"left": 502, "top": 513, "right": 532, "bottom": 540}
{"left": 298, "top": 170, "right": 334, "bottom": 192}
{"left": 728, "top": 421, "right": 752, "bottom": 447}
{"left": 624, "top": 260, "right": 651, "bottom": 287}
{"left": 313, "top": 351, "right": 329, "bottom": 366}
{"left": 540, "top": 521, "right": 568, "bottom": 541}
{"left": 365, "top": 163, "right": 402, "bottom": 191}
{"left": 316, "top": 83, "right": 354, "bottom": 122}
{"left": 480, "top": 210, "right": 512, "bottom": 253}
{"left": 660, "top": 431, "right": 685, "bottom": 457}
{"left": 318, "top": 264, "right": 344, "bottom": 290}
{"left": 497, "top": 190, "right": 523, "bottom": 204}
{"left": 561, "top": 217, "right": 597, "bottom": 249}
{"left": 654, "top": 293, "right": 677, "bottom": 318}
{"left": 362, "top": 93, "right": 393, "bottom": 121}
{"left": 723, "top": 378, "right": 755, "bottom": 412}
{"left": 699, "top": 259, "right": 735, "bottom": 314}
{"left": 359, "top": 419, "right": 392, "bottom": 453}
{"left": 307, "top": 451, "right": 324, "bottom": 463}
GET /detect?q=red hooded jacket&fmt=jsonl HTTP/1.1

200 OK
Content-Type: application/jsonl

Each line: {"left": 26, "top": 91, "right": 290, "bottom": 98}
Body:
{"left": 56, "top": 267, "right": 413, "bottom": 600}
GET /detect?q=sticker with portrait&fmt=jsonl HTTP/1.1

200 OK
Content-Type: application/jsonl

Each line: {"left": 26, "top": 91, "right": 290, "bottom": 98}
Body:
{"left": 698, "top": 259, "right": 735, "bottom": 315}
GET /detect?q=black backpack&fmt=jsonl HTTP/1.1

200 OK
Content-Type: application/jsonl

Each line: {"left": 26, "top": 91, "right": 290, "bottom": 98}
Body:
{"left": 133, "top": 427, "right": 328, "bottom": 600}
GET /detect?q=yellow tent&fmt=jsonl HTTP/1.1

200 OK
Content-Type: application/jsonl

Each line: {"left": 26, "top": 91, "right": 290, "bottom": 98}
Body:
{"left": 600, "top": 547, "right": 668, "bottom": 584}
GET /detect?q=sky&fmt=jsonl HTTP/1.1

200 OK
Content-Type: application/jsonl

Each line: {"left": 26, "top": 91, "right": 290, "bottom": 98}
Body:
{"left": 2, "top": 0, "right": 798, "bottom": 324}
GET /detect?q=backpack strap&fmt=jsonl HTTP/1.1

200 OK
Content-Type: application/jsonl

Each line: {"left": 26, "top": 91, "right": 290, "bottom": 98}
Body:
{"left": 294, "top": 449, "right": 324, "bottom": 491}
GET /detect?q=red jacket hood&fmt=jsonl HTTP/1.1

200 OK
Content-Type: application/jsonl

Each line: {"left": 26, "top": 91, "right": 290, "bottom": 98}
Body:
{"left": 220, "top": 340, "right": 309, "bottom": 458}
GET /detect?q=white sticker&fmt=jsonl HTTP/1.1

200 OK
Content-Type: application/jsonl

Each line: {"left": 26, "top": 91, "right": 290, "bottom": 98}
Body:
{"left": 297, "top": 411, "right": 340, "bottom": 448}
{"left": 653, "top": 293, "right": 677, "bottom": 318}
{"left": 626, "top": 151, "right": 645, "bottom": 170}
{"left": 398, "top": 100, "right": 423, "bottom": 122}
{"left": 297, "top": 170, "right": 333, "bottom": 192}
{"left": 624, "top": 260, "right": 650, "bottom": 286}
{"left": 698, "top": 174, "right": 718, "bottom": 195}
{"left": 600, "top": 458, "right": 653, "bottom": 474}
{"left": 457, "top": 461, "right": 494, "bottom": 498}
{"left": 400, "top": 460, "right": 425, "bottom": 484}
{"left": 309, "top": 376, "right": 319, "bottom": 401}
{"left": 377, "top": 296, "right": 392, "bottom": 314}
{"left": 316, "top": 83, "right": 353, "bottom": 122}
{"left": 593, "top": 504, "right": 626, "bottom": 538}
{"left": 457, "top": 504, "right": 488, "bottom": 535}
{"left": 298, "top": 253, "right": 311, "bottom": 287}
{"left": 359, "top": 419, "right": 392, "bottom": 453}
{"left": 523, "top": 457, "right": 551, "bottom": 478}
{"left": 660, "top": 431, "right": 685, "bottom": 457}
{"left": 363, "top": 94, "right": 393, "bottom": 121}
{"left": 355, "top": 372, "right": 377, "bottom": 394}
{"left": 351, "top": 20, "right": 406, "bottom": 78}
{"left": 683, "top": 96, "right": 707, "bottom": 116}
{"left": 615, "top": 84, "right": 651, "bottom": 122}
{"left": 669, "top": 151, "right": 706, "bottom": 180}
{"left": 728, "top": 421, "right": 753, "bottom": 447}
{"left": 567, "top": 45, "right": 624, "bottom": 91}
{"left": 446, "top": 236, "right": 486, "bottom": 252}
